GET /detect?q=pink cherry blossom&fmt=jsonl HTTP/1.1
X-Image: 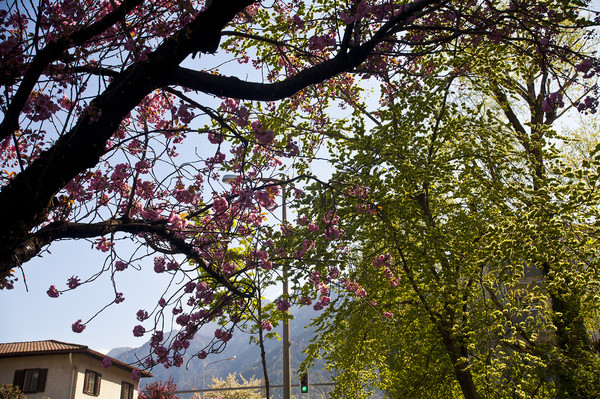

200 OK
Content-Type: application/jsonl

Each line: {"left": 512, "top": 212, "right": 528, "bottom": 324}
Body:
{"left": 131, "top": 369, "right": 141, "bottom": 381}
{"left": 208, "top": 132, "right": 224, "bottom": 144}
{"left": 133, "top": 325, "right": 146, "bottom": 337}
{"left": 261, "top": 320, "right": 273, "bottom": 331}
{"left": 136, "top": 309, "right": 149, "bottom": 321}
{"left": 154, "top": 256, "right": 166, "bottom": 273}
{"left": 72, "top": 319, "right": 86, "bottom": 333}
{"left": 577, "top": 58, "right": 594, "bottom": 73}
{"left": 102, "top": 357, "right": 112, "bottom": 368}
{"left": 213, "top": 197, "right": 229, "bottom": 213}
{"left": 134, "top": 160, "right": 151, "bottom": 174}
{"left": 95, "top": 237, "right": 112, "bottom": 252}
{"left": 254, "top": 129, "right": 275, "bottom": 145}
{"left": 47, "top": 285, "right": 60, "bottom": 298}
{"left": 276, "top": 298, "right": 290, "bottom": 312}
{"left": 215, "top": 328, "right": 232, "bottom": 342}
{"left": 300, "top": 296, "right": 313, "bottom": 306}
{"left": 114, "top": 261, "right": 128, "bottom": 271}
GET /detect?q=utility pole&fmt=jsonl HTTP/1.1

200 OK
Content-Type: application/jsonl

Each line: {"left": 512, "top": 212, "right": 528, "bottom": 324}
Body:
{"left": 222, "top": 174, "right": 291, "bottom": 399}
{"left": 281, "top": 184, "right": 291, "bottom": 399}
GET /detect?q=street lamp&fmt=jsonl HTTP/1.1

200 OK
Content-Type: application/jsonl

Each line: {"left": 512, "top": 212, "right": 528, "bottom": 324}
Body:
{"left": 203, "top": 356, "right": 237, "bottom": 394}
{"left": 222, "top": 174, "right": 292, "bottom": 399}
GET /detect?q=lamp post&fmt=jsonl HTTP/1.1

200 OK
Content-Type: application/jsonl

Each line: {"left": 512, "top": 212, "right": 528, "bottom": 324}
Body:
{"left": 222, "top": 174, "right": 291, "bottom": 399}
{"left": 203, "top": 356, "right": 236, "bottom": 395}
{"left": 280, "top": 183, "right": 291, "bottom": 399}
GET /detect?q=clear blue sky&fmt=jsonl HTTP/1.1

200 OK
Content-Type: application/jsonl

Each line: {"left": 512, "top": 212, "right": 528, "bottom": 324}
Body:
{"left": 0, "top": 239, "right": 175, "bottom": 354}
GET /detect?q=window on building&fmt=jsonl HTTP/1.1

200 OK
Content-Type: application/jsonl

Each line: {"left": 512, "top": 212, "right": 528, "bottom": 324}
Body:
{"left": 83, "top": 369, "right": 102, "bottom": 396}
{"left": 13, "top": 369, "right": 48, "bottom": 393}
{"left": 120, "top": 381, "right": 134, "bottom": 399}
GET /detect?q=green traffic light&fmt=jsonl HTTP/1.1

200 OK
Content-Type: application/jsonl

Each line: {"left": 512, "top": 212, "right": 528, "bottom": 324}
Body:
{"left": 300, "top": 373, "right": 308, "bottom": 393}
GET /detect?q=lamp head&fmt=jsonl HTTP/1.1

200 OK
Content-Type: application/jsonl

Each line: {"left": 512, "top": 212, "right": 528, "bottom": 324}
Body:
{"left": 222, "top": 174, "right": 237, "bottom": 184}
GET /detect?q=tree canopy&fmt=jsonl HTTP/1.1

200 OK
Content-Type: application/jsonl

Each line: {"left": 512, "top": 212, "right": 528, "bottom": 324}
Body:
{"left": 1, "top": 0, "right": 600, "bottom": 397}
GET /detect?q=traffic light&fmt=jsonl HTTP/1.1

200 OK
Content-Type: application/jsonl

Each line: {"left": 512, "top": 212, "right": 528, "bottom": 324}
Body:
{"left": 300, "top": 373, "right": 308, "bottom": 393}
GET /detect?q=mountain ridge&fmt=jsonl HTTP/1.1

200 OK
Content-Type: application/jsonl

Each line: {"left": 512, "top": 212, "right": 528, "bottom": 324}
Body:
{"left": 110, "top": 304, "right": 331, "bottom": 397}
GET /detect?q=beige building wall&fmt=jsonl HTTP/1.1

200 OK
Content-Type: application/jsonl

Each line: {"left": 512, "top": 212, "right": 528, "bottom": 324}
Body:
{"left": 71, "top": 353, "right": 140, "bottom": 399}
{"left": 0, "top": 353, "right": 140, "bottom": 399}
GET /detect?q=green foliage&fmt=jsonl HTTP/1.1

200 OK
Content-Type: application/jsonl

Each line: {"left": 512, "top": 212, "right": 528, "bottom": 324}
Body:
{"left": 291, "top": 7, "right": 600, "bottom": 397}
{"left": 199, "top": 373, "right": 264, "bottom": 399}
{"left": 0, "top": 385, "right": 25, "bottom": 399}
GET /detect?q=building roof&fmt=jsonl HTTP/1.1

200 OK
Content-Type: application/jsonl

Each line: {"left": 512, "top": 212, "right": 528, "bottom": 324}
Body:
{"left": 0, "top": 340, "right": 152, "bottom": 378}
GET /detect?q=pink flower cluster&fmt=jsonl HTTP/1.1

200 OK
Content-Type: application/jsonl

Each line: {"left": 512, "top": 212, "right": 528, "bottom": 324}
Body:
{"left": 261, "top": 320, "right": 273, "bottom": 331}
{"left": 221, "top": 98, "right": 250, "bottom": 127}
{"left": 29, "top": 93, "right": 60, "bottom": 122}
{"left": 213, "top": 197, "right": 229, "bottom": 213}
{"left": 133, "top": 325, "right": 146, "bottom": 337}
{"left": 136, "top": 309, "right": 149, "bottom": 321}
{"left": 72, "top": 319, "right": 86, "bottom": 333}
{"left": 372, "top": 253, "right": 400, "bottom": 286}
{"left": 541, "top": 91, "right": 564, "bottom": 113}
{"left": 322, "top": 211, "right": 343, "bottom": 241}
{"left": 276, "top": 298, "right": 290, "bottom": 312}
{"left": 47, "top": 285, "right": 61, "bottom": 298}
{"left": 576, "top": 95, "right": 598, "bottom": 114}
{"left": 339, "top": 1, "right": 372, "bottom": 24}
{"left": 308, "top": 34, "right": 336, "bottom": 52}
{"left": 300, "top": 296, "right": 312, "bottom": 306}
{"left": 215, "top": 328, "right": 232, "bottom": 342}
{"left": 114, "top": 292, "right": 125, "bottom": 304}
{"left": 344, "top": 279, "right": 367, "bottom": 299}
{"left": 576, "top": 58, "right": 599, "bottom": 79}
{"left": 154, "top": 256, "right": 166, "bottom": 273}
{"left": 114, "top": 261, "right": 128, "bottom": 271}
{"left": 255, "top": 189, "right": 277, "bottom": 209}
{"left": 251, "top": 121, "right": 275, "bottom": 145}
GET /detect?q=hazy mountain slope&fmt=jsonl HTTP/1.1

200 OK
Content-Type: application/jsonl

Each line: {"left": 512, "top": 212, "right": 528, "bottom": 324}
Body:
{"left": 111, "top": 305, "right": 331, "bottom": 396}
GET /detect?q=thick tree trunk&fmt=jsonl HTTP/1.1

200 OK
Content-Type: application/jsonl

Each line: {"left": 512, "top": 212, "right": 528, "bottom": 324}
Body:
{"left": 439, "top": 327, "right": 481, "bottom": 399}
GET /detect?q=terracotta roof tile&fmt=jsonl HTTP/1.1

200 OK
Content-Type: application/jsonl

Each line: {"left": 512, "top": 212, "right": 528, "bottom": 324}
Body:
{"left": 0, "top": 340, "right": 86, "bottom": 355}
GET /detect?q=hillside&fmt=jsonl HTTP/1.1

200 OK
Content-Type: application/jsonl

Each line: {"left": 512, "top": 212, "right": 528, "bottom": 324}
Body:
{"left": 109, "top": 305, "right": 332, "bottom": 397}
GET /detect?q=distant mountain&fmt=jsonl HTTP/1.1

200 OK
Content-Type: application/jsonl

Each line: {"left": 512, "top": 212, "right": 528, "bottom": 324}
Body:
{"left": 107, "top": 346, "right": 135, "bottom": 358}
{"left": 111, "top": 305, "right": 331, "bottom": 398}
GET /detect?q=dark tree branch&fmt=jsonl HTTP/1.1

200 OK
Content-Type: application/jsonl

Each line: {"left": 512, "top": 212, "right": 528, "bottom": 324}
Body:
{"left": 12, "top": 218, "right": 253, "bottom": 298}
{"left": 0, "top": 0, "right": 257, "bottom": 278}
{"left": 169, "top": 0, "right": 444, "bottom": 101}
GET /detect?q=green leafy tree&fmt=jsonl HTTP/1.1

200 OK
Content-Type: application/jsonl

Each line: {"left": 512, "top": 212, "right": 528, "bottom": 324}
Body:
{"left": 290, "top": 4, "right": 600, "bottom": 398}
